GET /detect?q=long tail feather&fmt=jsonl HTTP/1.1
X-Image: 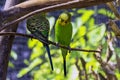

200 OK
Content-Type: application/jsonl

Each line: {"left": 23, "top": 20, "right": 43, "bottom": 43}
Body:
{"left": 63, "top": 58, "right": 66, "bottom": 77}
{"left": 45, "top": 45, "right": 54, "bottom": 71}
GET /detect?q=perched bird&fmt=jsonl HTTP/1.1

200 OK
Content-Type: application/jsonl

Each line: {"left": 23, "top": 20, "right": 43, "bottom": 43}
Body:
{"left": 27, "top": 13, "right": 54, "bottom": 70}
{"left": 55, "top": 12, "right": 73, "bottom": 76}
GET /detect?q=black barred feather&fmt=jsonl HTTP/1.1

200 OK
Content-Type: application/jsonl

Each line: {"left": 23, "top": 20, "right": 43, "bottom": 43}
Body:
{"left": 27, "top": 13, "right": 54, "bottom": 71}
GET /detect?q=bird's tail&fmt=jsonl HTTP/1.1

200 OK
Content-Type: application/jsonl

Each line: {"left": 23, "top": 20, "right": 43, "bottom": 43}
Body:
{"left": 61, "top": 48, "right": 67, "bottom": 77}
{"left": 45, "top": 45, "right": 54, "bottom": 71}
{"left": 63, "top": 57, "right": 66, "bottom": 77}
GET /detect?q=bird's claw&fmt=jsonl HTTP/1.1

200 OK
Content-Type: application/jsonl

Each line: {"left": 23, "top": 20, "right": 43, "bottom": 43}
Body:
{"left": 56, "top": 42, "right": 60, "bottom": 48}
{"left": 30, "top": 38, "right": 33, "bottom": 40}
{"left": 30, "top": 34, "right": 35, "bottom": 40}
{"left": 68, "top": 46, "right": 71, "bottom": 53}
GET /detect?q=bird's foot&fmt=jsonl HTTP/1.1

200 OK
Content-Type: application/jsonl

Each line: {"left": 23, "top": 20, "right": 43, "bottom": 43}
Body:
{"left": 56, "top": 42, "right": 60, "bottom": 48}
{"left": 30, "top": 38, "right": 33, "bottom": 41}
{"left": 68, "top": 46, "right": 71, "bottom": 53}
{"left": 30, "top": 34, "right": 35, "bottom": 41}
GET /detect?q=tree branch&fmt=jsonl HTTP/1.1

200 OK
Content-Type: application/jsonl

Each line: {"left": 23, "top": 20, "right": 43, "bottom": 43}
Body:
{"left": 0, "top": 0, "right": 78, "bottom": 31}
{"left": 0, "top": 0, "right": 114, "bottom": 24}
{"left": 0, "top": 32, "right": 101, "bottom": 53}
{"left": 0, "top": 1, "right": 117, "bottom": 32}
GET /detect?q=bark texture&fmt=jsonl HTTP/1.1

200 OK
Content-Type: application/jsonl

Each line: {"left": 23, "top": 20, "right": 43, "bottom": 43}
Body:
{"left": 0, "top": 0, "right": 21, "bottom": 80}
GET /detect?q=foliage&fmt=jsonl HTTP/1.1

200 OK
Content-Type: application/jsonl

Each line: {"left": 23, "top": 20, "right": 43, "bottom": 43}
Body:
{"left": 17, "top": 8, "right": 120, "bottom": 80}
{"left": 8, "top": 50, "right": 18, "bottom": 68}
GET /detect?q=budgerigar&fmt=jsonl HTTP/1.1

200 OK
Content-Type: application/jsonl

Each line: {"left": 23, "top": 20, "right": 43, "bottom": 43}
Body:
{"left": 27, "top": 13, "right": 54, "bottom": 70}
{"left": 55, "top": 12, "right": 72, "bottom": 76}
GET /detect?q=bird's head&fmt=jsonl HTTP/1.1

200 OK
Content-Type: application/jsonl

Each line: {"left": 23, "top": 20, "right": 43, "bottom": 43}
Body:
{"left": 58, "top": 12, "right": 71, "bottom": 26}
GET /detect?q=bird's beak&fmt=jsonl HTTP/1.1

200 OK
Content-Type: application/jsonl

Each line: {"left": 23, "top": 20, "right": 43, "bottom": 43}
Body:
{"left": 61, "top": 22, "right": 66, "bottom": 26}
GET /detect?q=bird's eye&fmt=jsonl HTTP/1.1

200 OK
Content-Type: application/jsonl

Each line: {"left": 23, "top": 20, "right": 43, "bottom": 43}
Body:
{"left": 61, "top": 19, "right": 64, "bottom": 22}
{"left": 65, "top": 21, "right": 67, "bottom": 24}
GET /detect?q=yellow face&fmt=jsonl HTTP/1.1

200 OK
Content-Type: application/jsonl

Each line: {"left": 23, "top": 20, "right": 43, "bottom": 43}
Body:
{"left": 58, "top": 13, "right": 70, "bottom": 26}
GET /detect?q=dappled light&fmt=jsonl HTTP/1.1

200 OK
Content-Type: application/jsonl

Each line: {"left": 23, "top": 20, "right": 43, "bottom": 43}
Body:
{"left": 0, "top": 0, "right": 120, "bottom": 80}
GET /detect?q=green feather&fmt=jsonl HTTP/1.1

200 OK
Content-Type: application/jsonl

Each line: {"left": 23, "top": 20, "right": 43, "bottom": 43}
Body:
{"left": 55, "top": 12, "right": 72, "bottom": 76}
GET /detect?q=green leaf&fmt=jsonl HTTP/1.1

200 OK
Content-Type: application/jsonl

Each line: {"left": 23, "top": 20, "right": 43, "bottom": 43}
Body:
{"left": 17, "top": 58, "right": 42, "bottom": 78}
{"left": 98, "top": 8, "right": 115, "bottom": 19}
{"left": 24, "top": 59, "right": 30, "bottom": 65}
{"left": 28, "top": 39, "right": 36, "bottom": 48}
{"left": 88, "top": 18, "right": 95, "bottom": 30}
{"left": 30, "top": 45, "right": 44, "bottom": 60}
{"left": 29, "top": 58, "right": 42, "bottom": 69}
{"left": 116, "top": 70, "right": 120, "bottom": 79}
{"left": 28, "top": 39, "right": 41, "bottom": 48}
{"left": 86, "top": 59, "right": 99, "bottom": 71}
{"left": 10, "top": 50, "right": 17, "bottom": 60}
{"left": 79, "top": 37, "right": 86, "bottom": 47}
{"left": 81, "top": 10, "right": 94, "bottom": 24}
{"left": 77, "top": 8, "right": 87, "bottom": 14}
{"left": 73, "top": 10, "right": 94, "bottom": 37}
{"left": 87, "top": 24, "right": 106, "bottom": 46}
{"left": 8, "top": 61, "right": 14, "bottom": 68}
{"left": 17, "top": 68, "right": 30, "bottom": 78}
{"left": 78, "top": 26, "right": 86, "bottom": 37}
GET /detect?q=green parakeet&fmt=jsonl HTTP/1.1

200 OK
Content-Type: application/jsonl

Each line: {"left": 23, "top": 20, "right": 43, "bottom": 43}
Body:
{"left": 27, "top": 13, "right": 54, "bottom": 70}
{"left": 55, "top": 12, "right": 72, "bottom": 76}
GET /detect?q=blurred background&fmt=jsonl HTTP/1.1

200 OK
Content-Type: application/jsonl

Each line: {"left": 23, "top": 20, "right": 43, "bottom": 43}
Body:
{"left": 1, "top": 0, "right": 120, "bottom": 80}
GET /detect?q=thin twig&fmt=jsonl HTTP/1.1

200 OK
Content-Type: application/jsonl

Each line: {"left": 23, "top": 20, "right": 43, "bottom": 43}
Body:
{"left": 0, "top": 32, "right": 101, "bottom": 53}
{"left": 80, "top": 58, "right": 88, "bottom": 80}
{"left": 75, "top": 58, "right": 82, "bottom": 80}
